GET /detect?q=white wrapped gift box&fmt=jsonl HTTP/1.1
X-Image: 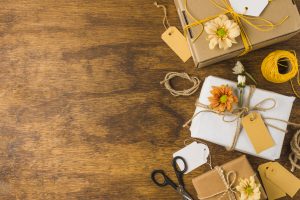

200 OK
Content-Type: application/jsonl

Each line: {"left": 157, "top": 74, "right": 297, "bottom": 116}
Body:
{"left": 190, "top": 76, "right": 296, "bottom": 160}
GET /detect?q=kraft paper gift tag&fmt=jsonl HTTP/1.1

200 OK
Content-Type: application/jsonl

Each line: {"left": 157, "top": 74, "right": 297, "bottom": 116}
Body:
{"left": 154, "top": 2, "right": 191, "bottom": 62}
{"left": 265, "top": 162, "right": 300, "bottom": 197}
{"left": 173, "top": 141, "right": 210, "bottom": 174}
{"left": 258, "top": 162, "right": 286, "bottom": 200}
{"left": 242, "top": 112, "right": 275, "bottom": 153}
{"left": 161, "top": 26, "right": 191, "bottom": 62}
{"left": 229, "top": 0, "right": 269, "bottom": 17}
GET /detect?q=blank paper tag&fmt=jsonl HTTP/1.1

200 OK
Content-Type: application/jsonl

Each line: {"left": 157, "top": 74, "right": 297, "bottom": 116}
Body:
{"left": 161, "top": 26, "right": 191, "bottom": 62}
{"left": 242, "top": 112, "right": 275, "bottom": 153}
{"left": 258, "top": 162, "right": 286, "bottom": 200}
{"left": 173, "top": 142, "right": 209, "bottom": 174}
{"left": 265, "top": 162, "right": 300, "bottom": 197}
{"left": 229, "top": 0, "right": 269, "bottom": 17}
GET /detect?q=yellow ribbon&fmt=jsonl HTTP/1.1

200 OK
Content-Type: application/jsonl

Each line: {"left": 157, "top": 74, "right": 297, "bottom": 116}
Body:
{"left": 183, "top": 0, "right": 288, "bottom": 55}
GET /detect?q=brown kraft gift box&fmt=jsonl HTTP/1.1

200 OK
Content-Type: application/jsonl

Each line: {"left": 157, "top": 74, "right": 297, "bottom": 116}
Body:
{"left": 192, "top": 155, "right": 267, "bottom": 200}
{"left": 174, "top": 0, "right": 300, "bottom": 68}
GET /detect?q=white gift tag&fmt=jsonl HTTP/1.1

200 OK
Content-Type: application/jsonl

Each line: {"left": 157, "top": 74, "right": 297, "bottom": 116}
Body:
{"left": 229, "top": 0, "right": 269, "bottom": 17}
{"left": 173, "top": 142, "right": 209, "bottom": 174}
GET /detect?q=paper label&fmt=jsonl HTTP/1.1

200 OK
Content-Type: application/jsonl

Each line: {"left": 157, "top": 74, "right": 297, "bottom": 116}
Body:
{"left": 242, "top": 112, "right": 275, "bottom": 153}
{"left": 161, "top": 26, "right": 191, "bottom": 62}
{"left": 229, "top": 0, "right": 269, "bottom": 17}
{"left": 258, "top": 162, "right": 286, "bottom": 200}
{"left": 265, "top": 162, "right": 300, "bottom": 197}
{"left": 173, "top": 142, "right": 209, "bottom": 174}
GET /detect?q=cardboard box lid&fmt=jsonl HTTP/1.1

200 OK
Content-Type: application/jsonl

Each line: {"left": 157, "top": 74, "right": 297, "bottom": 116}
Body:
{"left": 175, "top": 0, "right": 300, "bottom": 64}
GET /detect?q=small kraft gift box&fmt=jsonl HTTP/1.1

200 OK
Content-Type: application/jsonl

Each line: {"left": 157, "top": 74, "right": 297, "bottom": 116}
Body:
{"left": 187, "top": 76, "right": 296, "bottom": 160}
{"left": 174, "top": 0, "right": 300, "bottom": 68}
{"left": 192, "top": 155, "right": 267, "bottom": 200}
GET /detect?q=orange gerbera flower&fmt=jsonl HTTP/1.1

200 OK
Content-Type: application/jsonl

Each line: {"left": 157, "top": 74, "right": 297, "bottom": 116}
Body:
{"left": 208, "top": 85, "right": 238, "bottom": 112}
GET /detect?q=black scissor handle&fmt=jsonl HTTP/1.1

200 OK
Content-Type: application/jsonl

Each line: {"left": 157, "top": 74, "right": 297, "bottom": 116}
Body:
{"left": 172, "top": 156, "right": 188, "bottom": 174}
{"left": 172, "top": 156, "right": 188, "bottom": 187}
{"left": 151, "top": 170, "right": 177, "bottom": 189}
{"left": 151, "top": 170, "right": 168, "bottom": 187}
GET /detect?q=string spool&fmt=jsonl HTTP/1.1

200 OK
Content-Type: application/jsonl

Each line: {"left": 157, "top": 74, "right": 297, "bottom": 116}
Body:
{"left": 261, "top": 50, "right": 300, "bottom": 98}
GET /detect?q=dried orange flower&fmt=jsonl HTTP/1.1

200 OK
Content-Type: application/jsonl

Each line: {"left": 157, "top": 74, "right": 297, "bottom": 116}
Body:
{"left": 208, "top": 85, "right": 238, "bottom": 112}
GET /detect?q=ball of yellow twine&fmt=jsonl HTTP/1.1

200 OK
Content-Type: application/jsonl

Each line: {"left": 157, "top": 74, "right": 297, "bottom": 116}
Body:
{"left": 261, "top": 50, "right": 300, "bottom": 98}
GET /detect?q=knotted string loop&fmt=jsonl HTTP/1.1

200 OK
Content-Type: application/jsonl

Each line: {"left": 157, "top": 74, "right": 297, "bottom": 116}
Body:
{"left": 160, "top": 72, "right": 201, "bottom": 96}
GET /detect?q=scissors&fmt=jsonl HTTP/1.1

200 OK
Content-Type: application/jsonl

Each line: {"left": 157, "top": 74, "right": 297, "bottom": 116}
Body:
{"left": 151, "top": 156, "right": 194, "bottom": 200}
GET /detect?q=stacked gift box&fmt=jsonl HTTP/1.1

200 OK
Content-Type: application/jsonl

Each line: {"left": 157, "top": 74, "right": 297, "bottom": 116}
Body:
{"left": 174, "top": 0, "right": 300, "bottom": 67}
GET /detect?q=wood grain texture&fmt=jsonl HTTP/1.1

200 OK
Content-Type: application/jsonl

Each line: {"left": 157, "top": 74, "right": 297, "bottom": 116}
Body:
{"left": 0, "top": 0, "right": 299, "bottom": 199}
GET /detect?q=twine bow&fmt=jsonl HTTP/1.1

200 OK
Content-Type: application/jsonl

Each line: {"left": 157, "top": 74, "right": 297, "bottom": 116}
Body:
{"left": 183, "top": 86, "right": 300, "bottom": 151}
{"left": 183, "top": 0, "right": 288, "bottom": 55}
{"left": 199, "top": 166, "right": 237, "bottom": 200}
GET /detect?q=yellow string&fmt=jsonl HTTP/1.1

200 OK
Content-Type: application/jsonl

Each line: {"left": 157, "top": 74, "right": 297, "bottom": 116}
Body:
{"left": 183, "top": 0, "right": 288, "bottom": 55}
{"left": 261, "top": 50, "right": 300, "bottom": 98}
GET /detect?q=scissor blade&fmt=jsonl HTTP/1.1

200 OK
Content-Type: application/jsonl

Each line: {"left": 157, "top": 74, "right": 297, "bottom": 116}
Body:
{"left": 182, "top": 192, "right": 194, "bottom": 200}
{"left": 177, "top": 186, "right": 194, "bottom": 200}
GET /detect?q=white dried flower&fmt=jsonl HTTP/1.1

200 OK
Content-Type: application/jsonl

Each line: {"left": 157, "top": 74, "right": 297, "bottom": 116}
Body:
{"left": 233, "top": 61, "right": 245, "bottom": 74}
{"left": 236, "top": 176, "right": 261, "bottom": 200}
{"left": 238, "top": 75, "right": 246, "bottom": 87}
{"left": 204, "top": 15, "right": 241, "bottom": 50}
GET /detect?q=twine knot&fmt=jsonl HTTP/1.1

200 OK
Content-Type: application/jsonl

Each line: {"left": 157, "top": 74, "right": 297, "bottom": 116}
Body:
{"left": 241, "top": 107, "right": 249, "bottom": 113}
{"left": 199, "top": 166, "right": 237, "bottom": 200}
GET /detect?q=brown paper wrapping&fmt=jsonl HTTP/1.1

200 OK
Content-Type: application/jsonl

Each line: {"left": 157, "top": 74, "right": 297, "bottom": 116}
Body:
{"left": 174, "top": 0, "right": 300, "bottom": 67}
{"left": 192, "top": 155, "right": 267, "bottom": 200}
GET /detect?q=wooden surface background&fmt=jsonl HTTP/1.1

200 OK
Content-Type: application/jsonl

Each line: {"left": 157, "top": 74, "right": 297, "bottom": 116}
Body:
{"left": 0, "top": 0, "right": 299, "bottom": 199}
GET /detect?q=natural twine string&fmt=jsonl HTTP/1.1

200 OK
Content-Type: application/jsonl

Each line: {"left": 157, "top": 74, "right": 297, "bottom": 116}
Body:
{"left": 261, "top": 50, "right": 300, "bottom": 98}
{"left": 198, "top": 166, "right": 237, "bottom": 200}
{"left": 154, "top": 1, "right": 171, "bottom": 30}
{"left": 160, "top": 72, "right": 201, "bottom": 97}
{"left": 183, "top": 86, "right": 300, "bottom": 151}
{"left": 289, "top": 130, "right": 300, "bottom": 172}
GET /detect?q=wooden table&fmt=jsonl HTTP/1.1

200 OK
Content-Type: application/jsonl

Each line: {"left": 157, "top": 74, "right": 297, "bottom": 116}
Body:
{"left": 0, "top": 1, "right": 299, "bottom": 199}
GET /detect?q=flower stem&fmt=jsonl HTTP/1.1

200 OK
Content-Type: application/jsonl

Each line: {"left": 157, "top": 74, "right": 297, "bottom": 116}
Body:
{"left": 238, "top": 87, "right": 244, "bottom": 108}
{"left": 245, "top": 71, "right": 257, "bottom": 85}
